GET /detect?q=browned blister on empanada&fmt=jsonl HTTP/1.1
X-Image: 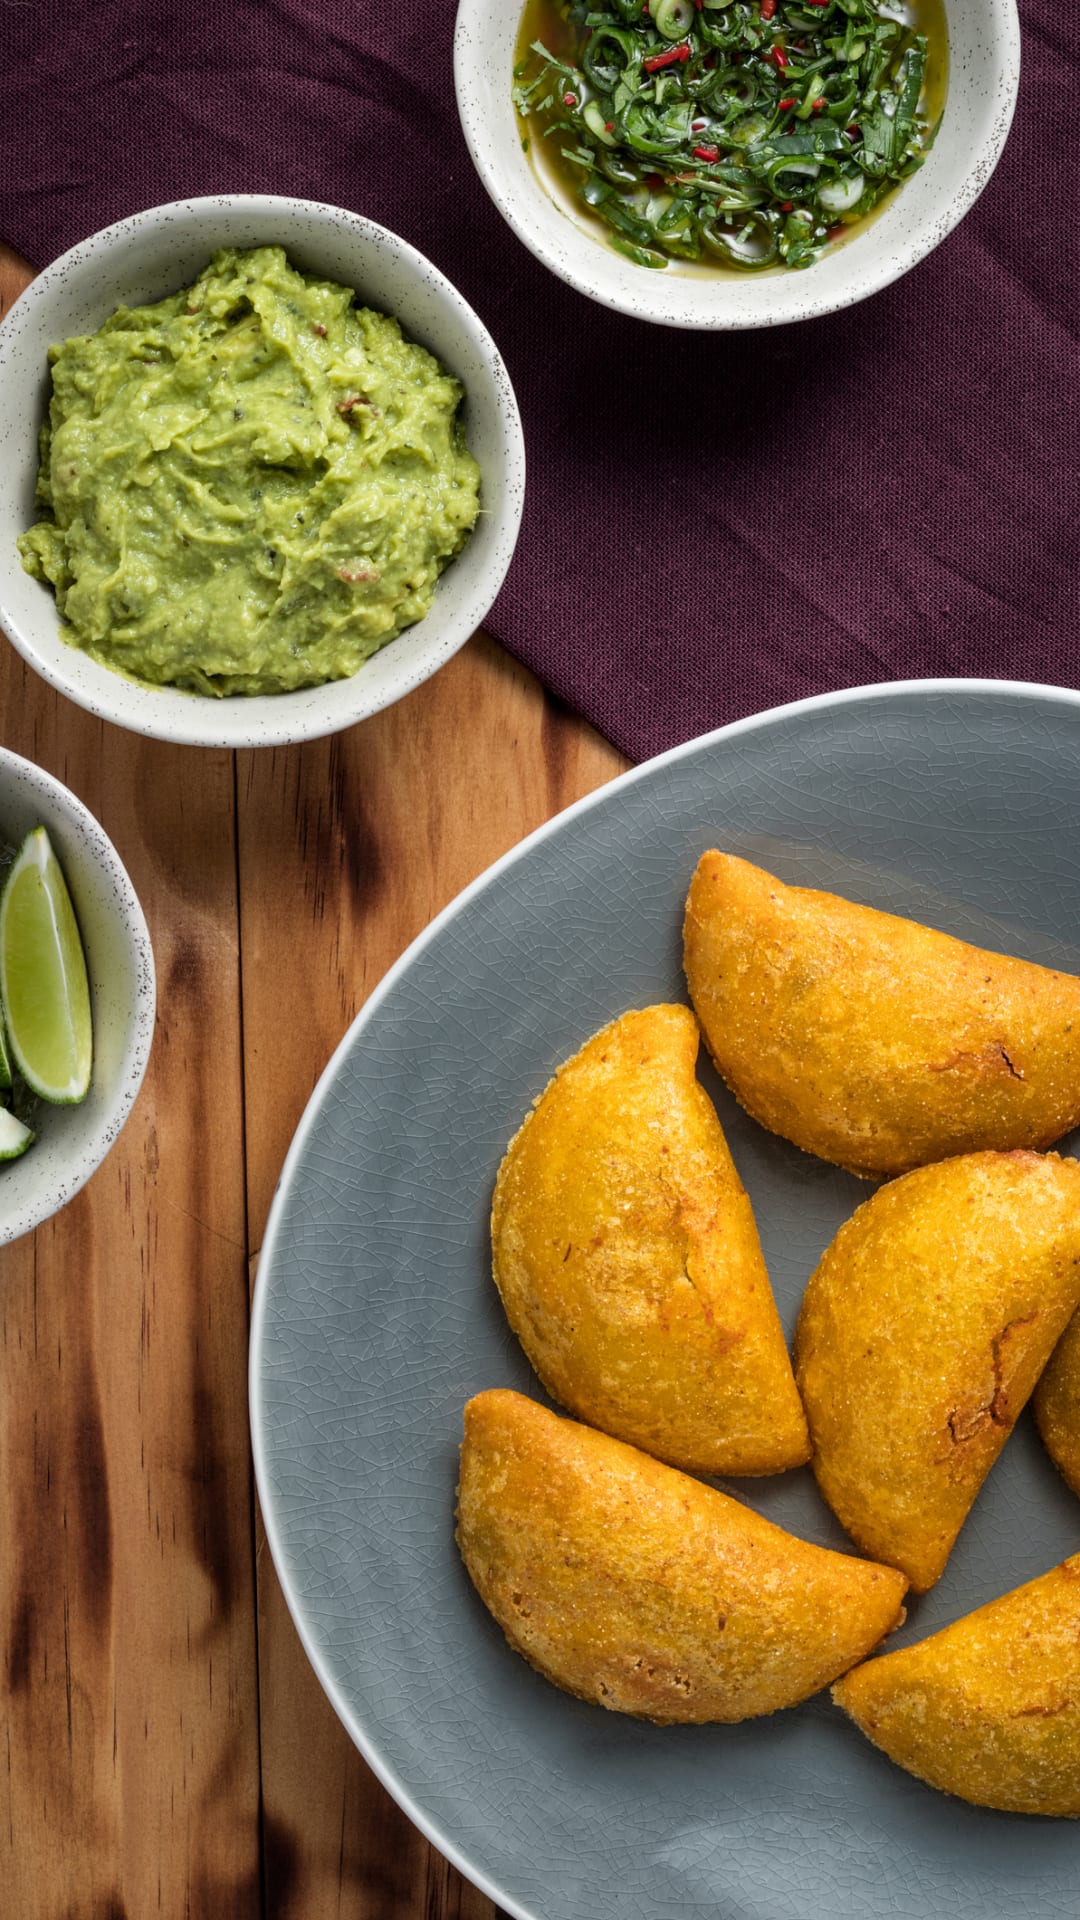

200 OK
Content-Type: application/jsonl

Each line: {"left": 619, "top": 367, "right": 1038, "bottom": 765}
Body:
{"left": 795, "top": 1150, "right": 1080, "bottom": 1591}
{"left": 834, "top": 1555, "right": 1080, "bottom": 1816}
{"left": 457, "top": 1389, "right": 907, "bottom": 1725}
{"left": 683, "top": 850, "right": 1080, "bottom": 1178}
{"left": 491, "top": 1005, "right": 808, "bottom": 1476}
{"left": 1035, "top": 1308, "right": 1080, "bottom": 1499}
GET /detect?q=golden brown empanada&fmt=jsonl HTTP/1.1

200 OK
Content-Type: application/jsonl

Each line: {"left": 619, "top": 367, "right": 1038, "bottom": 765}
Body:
{"left": 834, "top": 1555, "right": 1080, "bottom": 1816}
{"left": 1035, "top": 1308, "right": 1080, "bottom": 1499}
{"left": 795, "top": 1149, "right": 1080, "bottom": 1591}
{"left": 457, "top": 1389, "right": 907, "bottom": 1724}
{"left": 683, "top": 850, "right": 1080, "bottom": 1178}
{"left": 491, "top": 1004, "right": 808, "bottom": 1475}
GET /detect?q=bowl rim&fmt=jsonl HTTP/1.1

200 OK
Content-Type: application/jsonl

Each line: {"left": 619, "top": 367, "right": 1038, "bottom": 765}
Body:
{"left": 453, "top": 0, "right": 1022, "bottom": 331}
{"left": 249, "top": 672, "right": 1080, "bottom": 1920}
{"left": 0, "top": 745, "right": 156, "bottom": 1245}
{"left": 0, "top": 193, "right": 525, "bottom": 748}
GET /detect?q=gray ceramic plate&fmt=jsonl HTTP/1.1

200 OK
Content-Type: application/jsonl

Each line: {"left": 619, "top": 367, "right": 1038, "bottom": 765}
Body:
{"left": 251, "top": 679, "right": 1080, "bottom": 1920}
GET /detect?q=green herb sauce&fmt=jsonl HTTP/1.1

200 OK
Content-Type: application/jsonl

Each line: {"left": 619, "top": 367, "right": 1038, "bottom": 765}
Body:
{"left": 514, "top": 0, "right": 948, "bottom": 274}
{"left": 19, "top": 247, "right": 482, "bottom": 696}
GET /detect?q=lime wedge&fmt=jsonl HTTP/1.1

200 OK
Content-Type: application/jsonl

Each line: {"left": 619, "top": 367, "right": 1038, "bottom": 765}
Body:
{"left": 0, "top": 998, "right": 11, "bottom": 1090}
{"left": 0, "top": 1107, "right": 34, "bottom": 1160}
{"left": 0, "top": 827, "right": 92, "bottom": 1104}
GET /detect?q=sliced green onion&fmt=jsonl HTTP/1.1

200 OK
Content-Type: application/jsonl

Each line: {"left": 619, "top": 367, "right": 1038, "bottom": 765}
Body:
{"left": 609, "top": 236, "right": 668, "bottom": 266}
{"left": 583, "top": 100, "right": 619, "bottom": 145}
{"left": 766, "top": 155, "right": 822, "bottom": 193}
{"left": 650, "top": 0, "right": 696, "bottom": 40}
{"left": 582, "top": 24, "right": 638, "bottom": 88}
{"left": 727, "top": 111, "right": 771, "bottom": 147}
{"left": 702, "top": 214, "right": 780, "bottom": 267}
{"left": 817, "top": 169, "right": 866, "bottom": 212}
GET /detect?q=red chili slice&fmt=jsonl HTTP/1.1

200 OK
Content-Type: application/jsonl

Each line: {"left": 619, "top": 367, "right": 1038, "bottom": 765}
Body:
{"left": 692, "top": 145, "right": 719, "bottom": 161}
{"left": 770, "top": 44, "right": 789, "bottom": 69}
{"left": 643, "top": 43, "right": 692, "bottom": 70}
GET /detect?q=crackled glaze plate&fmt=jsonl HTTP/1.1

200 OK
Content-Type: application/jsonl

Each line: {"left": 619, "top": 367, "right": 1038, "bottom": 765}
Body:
{"left": 251, "top": 680, "right": 1080, "bottom": 1920}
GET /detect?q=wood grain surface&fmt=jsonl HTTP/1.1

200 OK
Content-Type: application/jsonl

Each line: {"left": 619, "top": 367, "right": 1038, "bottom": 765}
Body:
{"left": 0, "top": 242, "right": 628, "bottom": 1918}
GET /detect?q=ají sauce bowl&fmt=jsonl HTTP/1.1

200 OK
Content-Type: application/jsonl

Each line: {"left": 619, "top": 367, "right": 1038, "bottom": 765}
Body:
{"left": 454, "top": 0, "right": 1020, "bottom": 330}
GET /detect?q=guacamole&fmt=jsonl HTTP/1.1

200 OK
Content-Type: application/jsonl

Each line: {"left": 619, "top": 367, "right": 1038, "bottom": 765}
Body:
{"left": 18, "top": 247, "right": 482, "bottom": 696}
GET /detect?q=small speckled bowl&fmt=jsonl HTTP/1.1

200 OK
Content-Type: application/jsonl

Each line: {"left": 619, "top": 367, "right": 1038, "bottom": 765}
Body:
{"left": 455, "top": 0, "right": 1020, "bottom": 330}
{"left": 0, "top": 196, "right": 525, "bottom": 747}
{"left": 0, "top": 749, "right": 155, "bottom": 1244}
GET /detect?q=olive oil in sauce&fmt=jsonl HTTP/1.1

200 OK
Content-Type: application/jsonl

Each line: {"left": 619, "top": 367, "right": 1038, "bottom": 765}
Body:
{"left": 514, "top": 0, "right": 949, "bottom": 277}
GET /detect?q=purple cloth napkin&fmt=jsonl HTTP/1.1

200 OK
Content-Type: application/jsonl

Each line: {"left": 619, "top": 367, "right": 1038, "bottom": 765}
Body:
{"left": 3, "top": 2, "right": 1076, "bottom": 761}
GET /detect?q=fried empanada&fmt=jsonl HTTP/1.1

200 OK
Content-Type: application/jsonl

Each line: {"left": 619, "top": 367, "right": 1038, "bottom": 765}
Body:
{"left": 1035, "top": 1309, "right": 1080, "bottom": 1499}
{"left": 796, "top": 1150, "right": 1080, "bottom": 1591}
{"left": 834, "top": 1556, "right": 1080, "bottom": 1816}
{"left": 491, "top": 1005, "right": 808, "bottom": 1476}
{"left": 683, "top": 850, "right": 1080, "bottom": 1178}
{"left": 457, "top": 1389, "right": 907, "bottom": 1725}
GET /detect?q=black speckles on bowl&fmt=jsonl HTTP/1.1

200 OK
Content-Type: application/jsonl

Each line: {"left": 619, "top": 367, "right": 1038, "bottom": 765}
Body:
{"left": 0, "top": 748, "right": 155, "bottom": 1243}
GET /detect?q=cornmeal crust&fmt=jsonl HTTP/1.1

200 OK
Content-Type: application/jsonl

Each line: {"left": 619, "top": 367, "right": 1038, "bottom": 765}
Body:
{"left": 796, "top": 1150, "right": 1080, "bottom": 1591}
{"left": 491, "top": 1005, "right": 808, "bottom": 1476}
{"left": 1035, "top": 1302, "right": 1080, "bottom": 1498}
{"left": 834, "top": 1555, "right": 1080, "bottom": 1816}
{"left": 684, "top": 850, "right": 1080, "bottom": 1178}
{"left": 457, "top": 1389, "right": 907, "bottom": 1725}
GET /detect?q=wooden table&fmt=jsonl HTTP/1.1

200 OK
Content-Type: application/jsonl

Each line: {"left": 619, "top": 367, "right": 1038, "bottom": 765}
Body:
{"left": 0, "top": 245, "right": 629, "bottom": 1918}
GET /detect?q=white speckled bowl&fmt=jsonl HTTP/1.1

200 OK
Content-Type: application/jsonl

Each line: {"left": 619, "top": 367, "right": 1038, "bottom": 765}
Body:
{"left": 0, "top": 196, "right": 525, "bottom": 747}
{"left": 0, "top": 749, "right": 155, "bottom": 1244}
{"left": 455, "top": 0, "right": 1020, "bottom": 329}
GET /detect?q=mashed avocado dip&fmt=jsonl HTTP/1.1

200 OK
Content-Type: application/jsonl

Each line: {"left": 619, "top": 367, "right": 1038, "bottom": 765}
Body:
{"left": 19, "top": 247, "right": 482, "bottom": 696}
